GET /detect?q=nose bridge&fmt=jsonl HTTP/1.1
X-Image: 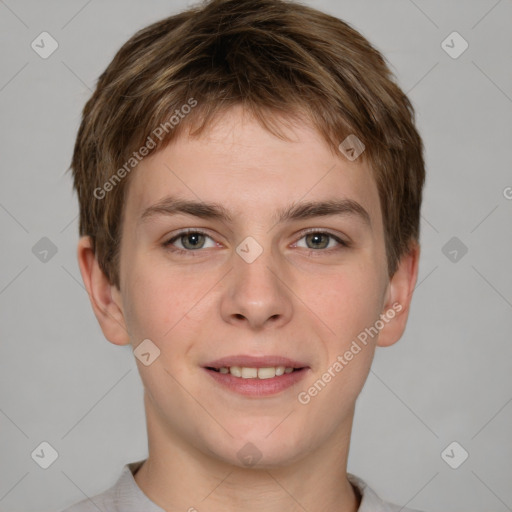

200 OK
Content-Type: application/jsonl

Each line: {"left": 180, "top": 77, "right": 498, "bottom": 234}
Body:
{"left": 221, "top": 235, "right": 292, "bottom": 328}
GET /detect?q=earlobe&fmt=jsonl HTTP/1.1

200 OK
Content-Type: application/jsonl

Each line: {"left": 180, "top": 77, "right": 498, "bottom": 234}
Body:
{"left": 76, "top": 236, "right": 131, "bottom": 346}
{"left": 377, "top": 243, "right": 420, "bottom": 348}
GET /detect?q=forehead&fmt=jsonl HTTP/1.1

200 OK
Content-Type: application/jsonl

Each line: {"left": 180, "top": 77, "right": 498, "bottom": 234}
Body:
{"left": 123, "top": 107, "right": 382, "bottom": 228}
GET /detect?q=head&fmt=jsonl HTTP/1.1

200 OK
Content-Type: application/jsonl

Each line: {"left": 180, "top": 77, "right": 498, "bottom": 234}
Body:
{"left": 71, "top": 0, "right": 424, "bottom": 468}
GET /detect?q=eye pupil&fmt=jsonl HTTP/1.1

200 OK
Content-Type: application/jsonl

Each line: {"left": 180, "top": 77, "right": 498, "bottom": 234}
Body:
{"left": 182, "top": 233, "right": 204, "bottom": 249}
{"left": 306, "top": 233, "right": 329, "bottom": 249}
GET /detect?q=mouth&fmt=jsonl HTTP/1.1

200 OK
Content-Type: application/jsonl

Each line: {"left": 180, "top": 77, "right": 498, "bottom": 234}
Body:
{"left": 202, "top": 355, "right": 309, "bottom": 396}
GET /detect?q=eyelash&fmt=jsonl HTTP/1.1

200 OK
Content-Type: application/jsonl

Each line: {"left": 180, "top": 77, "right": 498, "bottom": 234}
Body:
{"left": 163, "top": 228, "right": 350, "bottom": 257}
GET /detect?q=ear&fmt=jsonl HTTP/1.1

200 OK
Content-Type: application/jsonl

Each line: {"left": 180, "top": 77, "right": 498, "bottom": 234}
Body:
{"left": 77, "top": 236, "right": 130, "bottom": 346}
{"left": 377, "top": 243, "right": 420, "bottom": 348}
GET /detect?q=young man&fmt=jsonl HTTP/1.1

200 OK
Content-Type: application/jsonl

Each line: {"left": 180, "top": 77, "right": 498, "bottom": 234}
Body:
{"left": 63, "top": 0, "right": 425, "bottom": 510}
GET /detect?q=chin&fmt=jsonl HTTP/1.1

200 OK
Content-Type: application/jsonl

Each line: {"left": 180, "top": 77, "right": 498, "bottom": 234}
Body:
{"left": 203, "top": 423, "right": 312, "bottom": 469}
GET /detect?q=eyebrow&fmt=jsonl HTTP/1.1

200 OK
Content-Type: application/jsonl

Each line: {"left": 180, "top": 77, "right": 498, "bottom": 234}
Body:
{"left": 139, "top": 195, "right": 371, "bottom": 229}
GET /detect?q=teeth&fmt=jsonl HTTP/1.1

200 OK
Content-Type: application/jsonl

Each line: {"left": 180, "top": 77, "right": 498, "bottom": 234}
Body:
{"left": 241, "top": 367, "right": 258, "bottom": 378}
{"left": 216, "top": 366, "right": 296, "bottom": 379}
{"left": 230, "top": 366, "right": 242, "bottom": 377}
{"left": 257, "top": 367, "right": 277, "bottom": 379}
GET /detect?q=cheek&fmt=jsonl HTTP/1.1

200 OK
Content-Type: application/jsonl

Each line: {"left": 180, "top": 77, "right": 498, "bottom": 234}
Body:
{"left": 304, "top": 263, "right": 385, "bottom": 344}
{"left": 345, "top": 276, "right": 384, "bottom": 338}
{"left": 299, "top": 270, "right": 384, "bottom": 414}
{"left": 120, "top": 256, "right": 191, "bottom": 343}
{"left": 121, "top": 258, "right": 218, "bottom": 370}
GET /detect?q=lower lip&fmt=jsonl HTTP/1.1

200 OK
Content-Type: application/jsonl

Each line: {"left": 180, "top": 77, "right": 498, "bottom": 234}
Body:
{"left": 203, "top": 368, "right": 309, "bottom": 397}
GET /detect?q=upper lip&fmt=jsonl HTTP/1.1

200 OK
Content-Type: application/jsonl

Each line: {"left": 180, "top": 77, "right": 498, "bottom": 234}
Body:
{"left": 204, "top": 355, "right": 309, "bottom": 369}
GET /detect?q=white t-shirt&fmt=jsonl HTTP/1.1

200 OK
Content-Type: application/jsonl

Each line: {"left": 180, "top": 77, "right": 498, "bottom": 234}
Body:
{"left": 60, "top": 460, "right": 422, "bottom": 512}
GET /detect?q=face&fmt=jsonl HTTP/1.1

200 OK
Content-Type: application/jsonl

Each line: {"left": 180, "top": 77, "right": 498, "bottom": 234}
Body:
{"left": 84, "top": 106, "right": 417, "bottom": 469}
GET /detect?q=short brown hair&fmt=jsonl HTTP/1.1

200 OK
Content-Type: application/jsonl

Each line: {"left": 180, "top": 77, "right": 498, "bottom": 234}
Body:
{"left": 69, "top": 0, "right": 425, "bottom": 290}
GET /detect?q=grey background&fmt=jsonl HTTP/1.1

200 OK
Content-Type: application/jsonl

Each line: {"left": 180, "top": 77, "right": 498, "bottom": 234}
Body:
{"left": 0, "top": 0, "right": 511, "bottom": 510}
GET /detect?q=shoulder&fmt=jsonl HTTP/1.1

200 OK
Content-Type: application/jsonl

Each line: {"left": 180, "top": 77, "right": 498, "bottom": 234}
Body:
{"left": 59, "top": 460, "right": 146, "bottom": 512}
{"left": 59, "top": 494, "right": 111, "bottom": 512}
{"left": 59, "top": 486, "right": 116, "bottom": 512}
{"left": 348, "top": 474, "right": 424, "bottom": 512}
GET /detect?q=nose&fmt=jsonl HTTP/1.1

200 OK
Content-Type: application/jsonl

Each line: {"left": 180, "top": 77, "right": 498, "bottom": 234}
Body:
{"left": 220, "top": 245, "right": 293, "bottom": 330}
